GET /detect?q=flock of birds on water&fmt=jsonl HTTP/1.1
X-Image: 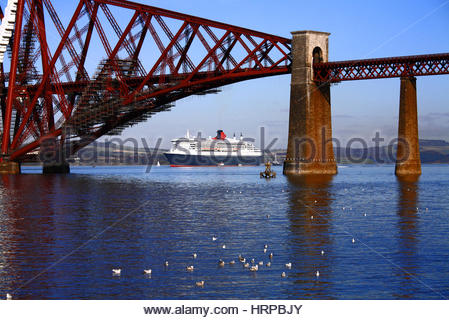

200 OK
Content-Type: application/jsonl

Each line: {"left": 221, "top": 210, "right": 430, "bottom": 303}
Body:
{"left": 107, "top": 235, "right": 336, "bottom": 290}
{"left": 4, "top": 184, "right": 430, "bottom": 300}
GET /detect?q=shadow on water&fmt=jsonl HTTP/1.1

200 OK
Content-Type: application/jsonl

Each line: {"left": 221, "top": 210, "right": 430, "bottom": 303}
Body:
{"left": 285, "top": 175, "right": 335, "bottom": 299}
{"left": 394, "top": 175, "right": 420, "bottom": 299}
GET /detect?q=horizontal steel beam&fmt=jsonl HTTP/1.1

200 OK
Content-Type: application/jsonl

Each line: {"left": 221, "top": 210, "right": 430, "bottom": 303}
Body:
{"left": 314, "top": 52, "right": 449, "bottom": 82}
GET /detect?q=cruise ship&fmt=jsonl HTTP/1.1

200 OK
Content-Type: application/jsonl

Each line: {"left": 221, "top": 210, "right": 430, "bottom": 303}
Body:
{"left": 164, "top": 130, "right": 262, "bottom": 167}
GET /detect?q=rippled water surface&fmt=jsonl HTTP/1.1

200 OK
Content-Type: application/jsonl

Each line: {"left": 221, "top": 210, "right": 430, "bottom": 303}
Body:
{"left": 1, "top": 165, "right": 449, "bottom": 299}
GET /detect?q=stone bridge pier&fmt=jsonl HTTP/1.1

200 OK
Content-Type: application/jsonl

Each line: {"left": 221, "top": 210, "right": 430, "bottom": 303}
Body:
{"left": 284, "top": 31, "right": 422, "bottom": 177}
{"left": 395, "top": 77, "right": 421, "bottom": 176}
{"left": 283, "top": 31, "right": 337, "bottom": 175}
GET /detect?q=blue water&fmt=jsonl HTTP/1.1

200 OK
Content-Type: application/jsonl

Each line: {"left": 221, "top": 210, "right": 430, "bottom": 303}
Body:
{"left": 0, "top": 164, "right": 448, "bottom": 299}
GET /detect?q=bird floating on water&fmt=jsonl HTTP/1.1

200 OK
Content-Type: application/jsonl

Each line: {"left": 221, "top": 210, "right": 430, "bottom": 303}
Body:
{"left": 263, "top": 248, "right": 267, "bottom": 253}
{"left": 250, "top": 265, "right": 258, "bottom": 272}
{"left": 164, "top": 261, "right": 169, "bottom": 267}
{"left": 196, "top": 281, "right": 205, "bottom": 287}
{"left": 269, "top": 253, "right": 273, "bottom": 259}
{"left": 229, "top": 260, "right": 235, "bottom": 265}
{"left": 364, "top": 213, "right": 367, "bottom": 217}
{"left": 264, "top": 244, "right": 268, "bottom": 249}
{"left": 244, "top": 263, "right": 250, "bottom": 268}
{"left": 321, "top": 250, "right": 325, "bottom": 256}
{"left": 352, "top": 238, "right": 355, "bottom": 244}
{"left": 251, "top": 258, "right": 255, "bottom": 264}
{"left": 311, "top": 215, "right": 314, "bottom": 220}
{"left": 6, "top": 293, "right": 12, "bottom": 300}
{"left": 238, "top": 255, "right": 245, "bottom": 263}
{"left": 316, "top": 270, "right": 320, "bottom": 277}
{"left": 193, "top": 253, "right": 197, "bottom": 259}
{"left": 281, "top": 272, "right": 286, "bottom": 278}
{"left": 212, "top": 236, "right": 217, "bottom": 241}
{"left": 112, "top": 269, "right": 121, "bottom": 275}
{"left": 258, "top": 261, "right": 263, "bottom": 266}
{"left": 144, "top": 269, "right": 152, "bottom": 275}
{"left": 222, "top": 244, "right": 226, "bottom": 249}
{"left": 218, "top": 259, "right": 225, "bottom": 267}
{"left": 266, "top": 262, "right": 271, "bottom": 267}
{"left": 285, "top": 262, "right": 292, "bottom": 269}
{"left": 186, "top": 266, "right": 194, "bottom": 272}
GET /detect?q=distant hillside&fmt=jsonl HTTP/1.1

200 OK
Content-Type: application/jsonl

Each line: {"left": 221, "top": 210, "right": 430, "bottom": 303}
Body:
{"left": 271, "top": 139, "right": 449, "bottom": 164}
{"left": 25, "top": 139, "right": 449, "bottom": 166}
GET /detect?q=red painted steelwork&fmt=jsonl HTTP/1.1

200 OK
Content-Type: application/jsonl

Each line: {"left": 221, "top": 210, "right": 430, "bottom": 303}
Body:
{"left": 0, "top": 0, "right": 447, "bottom": 163}
{"left": 314, "top": 53, "right": 449, "bottom": 83}
{"left": 0, "top": 0, "right": 292, "bottom": 161}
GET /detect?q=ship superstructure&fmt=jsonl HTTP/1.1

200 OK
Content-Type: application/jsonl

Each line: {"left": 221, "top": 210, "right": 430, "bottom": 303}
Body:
{"left": 164, "top": 130, "right": 262, "bottom": 166}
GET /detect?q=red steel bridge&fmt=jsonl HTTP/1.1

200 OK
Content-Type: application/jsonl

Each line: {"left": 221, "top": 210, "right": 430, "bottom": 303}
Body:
{"left": 0, "top": 0, "right": 448, "bottom": 168}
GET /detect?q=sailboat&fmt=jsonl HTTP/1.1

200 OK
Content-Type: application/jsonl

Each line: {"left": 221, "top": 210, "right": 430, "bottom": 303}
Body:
{"left": 272, "top": 153, "right": 281, "bottom": 166}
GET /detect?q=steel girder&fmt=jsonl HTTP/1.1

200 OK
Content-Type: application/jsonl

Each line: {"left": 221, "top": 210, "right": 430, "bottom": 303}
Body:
{"left": 313, "top": 53, "right": 449, "bottom": 83}
{"left": 0, "top": 0, "right": 292, "bottom": 161}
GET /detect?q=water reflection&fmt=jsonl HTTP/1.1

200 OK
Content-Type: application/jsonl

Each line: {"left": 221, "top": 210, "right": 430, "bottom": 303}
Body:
{"left": 394, "top": 175, "right": 419, "bottom": 299}
{"left": 286, "top": 175, "right": 334, "bottom": 299}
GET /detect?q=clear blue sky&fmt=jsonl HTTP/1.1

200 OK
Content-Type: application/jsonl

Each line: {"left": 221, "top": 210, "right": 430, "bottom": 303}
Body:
{"left": 3, "top": 0, "right": 448, "bottom": 148}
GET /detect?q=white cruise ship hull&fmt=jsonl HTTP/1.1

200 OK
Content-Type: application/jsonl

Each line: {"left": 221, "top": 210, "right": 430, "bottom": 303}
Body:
{"left": 164, "top": 152, "right": 262, "bottom": 167}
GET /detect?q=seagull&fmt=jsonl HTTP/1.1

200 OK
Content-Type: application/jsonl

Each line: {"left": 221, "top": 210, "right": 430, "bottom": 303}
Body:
{"left": 352, "top": 238, "right": 355, "bottom": 244}
{"left": 285, "top": 262, "right": 292, "bottom": 269}
{"left": 321, "top": 250, "right": 325, "bottom": 256}
{"left": 269, "top": 253, "right": 273, "bottom": 259}
{"left": 112, "top": 269, "right": 121, "bottom": 275}
{"left": 193, "top": 253, "right": 197, "bottom": 259}
{"left": 281, "top": 272, "right": 286, "bottom": 278}
{"left": 218, "top": 259, "right": 225, "bottom": 267}
{"left": 263, "top": 248, "right": 267, "bottom": 253}
{"left": 164, "top": 261, "right": 169, "bottom": 267}
{"left": 144, "top": 269, "right": 152, "bottom": 275}
{"left": 266, "top": 262, "right": 271, "bottom": 267}
{"left": 222, "top": 244, "right": 226, "bottom": 249}
{"left": 186, "top": 265, "right": 194, "bottom": 272}
{"left": 6, "top": 293, "right": 12, "bottom": 300}
{"left": 264, "top": 244, "right": 268, "bottom": 249}
{"left": 316, "top": 270, "right": 320, "bottom": 277}
{"left": 196, "top": 281, "right": 205, "bottom": 287}
{"left": 212, "top": 236, "right": 217, "bottom": 241}
{"left": 250, "top": 265, "right": 258, "bottom": 272}
{"left": 364, "top": 213, "right": 367, "bottom": 217}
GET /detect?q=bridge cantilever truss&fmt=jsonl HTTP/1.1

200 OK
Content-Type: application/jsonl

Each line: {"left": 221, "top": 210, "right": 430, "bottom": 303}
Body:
{"left": 0, "top": 0, "right": 291, "bottom": 161}
{"left": 0, "top": 0, "right": 448, "bottom": 164}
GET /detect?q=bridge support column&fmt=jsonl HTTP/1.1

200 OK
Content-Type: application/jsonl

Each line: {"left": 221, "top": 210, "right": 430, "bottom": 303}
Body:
{"left": 0, "top": 161, "right": 21, "bottom": 174}
{"left": 40, "top": 137, "right": 70, "bottom": 174}
{"left": 395, "top": 77, "right": 421, "bottom": 176}
{"left": 43, "top": 162, "right": 70, "bottom": 174}
{"left": 284, "top": 31, "right": 337, "bottom": 175}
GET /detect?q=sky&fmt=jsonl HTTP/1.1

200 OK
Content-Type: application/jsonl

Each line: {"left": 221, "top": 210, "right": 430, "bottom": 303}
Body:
{"left": 2, "top": 0, "right": 449, "bottom": 149}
